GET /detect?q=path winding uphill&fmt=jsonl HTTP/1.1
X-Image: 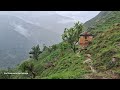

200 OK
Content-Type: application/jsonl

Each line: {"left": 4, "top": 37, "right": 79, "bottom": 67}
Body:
{"left": 83, "top": 54, "right": 97, "bottom": 73}
{"left": 82, "top": 54, "right": 120, "bottom": 79}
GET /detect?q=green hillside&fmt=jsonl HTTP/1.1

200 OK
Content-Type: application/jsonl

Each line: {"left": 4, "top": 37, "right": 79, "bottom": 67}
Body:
{"left": 84, "top": 11, "right": 120, "bottom": 33}
{"left": 1, "top": 11, "right": 120, "bottom": 79}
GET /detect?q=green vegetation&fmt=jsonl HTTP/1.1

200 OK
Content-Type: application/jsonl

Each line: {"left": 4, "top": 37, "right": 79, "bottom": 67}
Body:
{"left": 19, "top": 60, "right": 37, "bottom": 79}
{"left": 29, "top": 45, "right": 42, "bottom": 61}
{"left": 87, "top": 25, "right": 120, "bottom": 72}
{"left": 1, "top": 11, "right": 120, "bottom": 79}
{"left": 62, "top": 21, "right": 83, "bottom": 53}
{"left": 84, "top": 11, "right": 120, "bottom": 34}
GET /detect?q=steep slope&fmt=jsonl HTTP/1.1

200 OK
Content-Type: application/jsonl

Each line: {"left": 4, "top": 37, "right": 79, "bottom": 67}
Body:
{"left": 84, "top": 11, "right": 120, "bottom": 33}
{"left": 82, "top": 11, "right": 120, "bottom": 78}
{"left": 7, "top": 43, "right": 90, "bottom": 79}
{"left": 79, "top": 24, "right": 120, "bottom": 79}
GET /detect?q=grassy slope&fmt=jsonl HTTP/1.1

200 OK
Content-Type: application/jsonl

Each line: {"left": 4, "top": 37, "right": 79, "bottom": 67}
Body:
{"left": 7, "top": 43, "right": 91, "bottom": 79}
{"left": 14, "top": 23, "right": 120, "bottom": 79}
{"left": 83, "top": 11, "right": 120, "bottom": 78}
{"left": 81, "top": 24, "right": 120, "bottom": 79}
{"left": 84, "top": 11, "right": 120, "bottom": 33}
{"left": 37, "top": 23, "right": 120, "bottom": 79}
{"left": 34, "top": 44, "right": 91, "bottom": 79}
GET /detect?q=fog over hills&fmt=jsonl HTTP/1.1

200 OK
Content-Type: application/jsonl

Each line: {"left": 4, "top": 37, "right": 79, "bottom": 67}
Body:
{"left": 0, "top": 11, "right": 75, "bottom": 34}
{"left": 0, "top": 11, "right": 100, "bottom": 34}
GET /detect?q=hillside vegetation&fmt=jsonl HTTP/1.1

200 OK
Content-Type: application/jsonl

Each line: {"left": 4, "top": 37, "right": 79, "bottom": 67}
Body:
{"left": 1, "top": 11, "right": 120, "bottom": 79}
{"left": 84, "top": 11, "right": 120, "bottom": 34}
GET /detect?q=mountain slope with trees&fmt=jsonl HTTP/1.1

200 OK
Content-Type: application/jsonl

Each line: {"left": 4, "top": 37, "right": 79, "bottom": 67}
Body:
{"left": 1, "top": 11, "right": 120, "bottom": 79}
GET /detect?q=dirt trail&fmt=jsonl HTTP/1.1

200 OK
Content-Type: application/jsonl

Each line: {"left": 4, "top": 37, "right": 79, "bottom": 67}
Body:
{"left": 83, "top": 54, "right": 97, "bottom": 73}
{"left": 82, "top": 53, "right": 120, "bottom": 79}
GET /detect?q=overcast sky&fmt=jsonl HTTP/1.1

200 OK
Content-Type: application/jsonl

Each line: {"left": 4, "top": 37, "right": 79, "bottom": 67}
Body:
{"left": 0, "top": 11, "right": 101, "bottom": 23}
{"left": 56, "top": 11, "right": 100, "bottom": 23}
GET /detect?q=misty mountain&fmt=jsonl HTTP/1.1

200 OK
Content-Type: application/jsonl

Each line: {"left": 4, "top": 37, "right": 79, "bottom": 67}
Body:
{"left": 0, "top": 14, "right": 62, "bottom": 69}
{"left": 0, "top": 11, "right": 75, "bottom": 34}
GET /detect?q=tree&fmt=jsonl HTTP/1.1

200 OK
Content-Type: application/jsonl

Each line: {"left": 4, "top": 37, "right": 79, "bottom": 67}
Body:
{"left": 29, "top": 45, "right": 42, "bottom": 61}
{"left": 62, "top": 21, "right": 83, "bottom": 53}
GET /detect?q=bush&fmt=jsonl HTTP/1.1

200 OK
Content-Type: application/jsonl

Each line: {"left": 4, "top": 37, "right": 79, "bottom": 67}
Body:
{"left": 19, "top": 61, "right": 37, "bottom": 79}
{"left": 51, "top": 45, "right": 57, "bottom": 51}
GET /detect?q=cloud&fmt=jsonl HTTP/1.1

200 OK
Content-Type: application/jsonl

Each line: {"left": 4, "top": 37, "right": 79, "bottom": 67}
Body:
{"left": 56, "top": 11, "right": 100, "bottom": 23}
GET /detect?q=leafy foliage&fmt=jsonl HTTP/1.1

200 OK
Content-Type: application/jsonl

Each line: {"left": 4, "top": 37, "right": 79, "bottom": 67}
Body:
{"left": 19, "top": 60, "right": 37, "bottom": 79}
{"left": 62, "top": 21, "right": 83, "bottom": 53}
{"left": 29, "top": 45, "right": 42, "bottom": 61}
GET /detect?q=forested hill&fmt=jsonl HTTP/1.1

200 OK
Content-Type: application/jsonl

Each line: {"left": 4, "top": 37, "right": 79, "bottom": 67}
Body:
{"left": 1, "top": 11, "right": 120, "bottom": 79}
